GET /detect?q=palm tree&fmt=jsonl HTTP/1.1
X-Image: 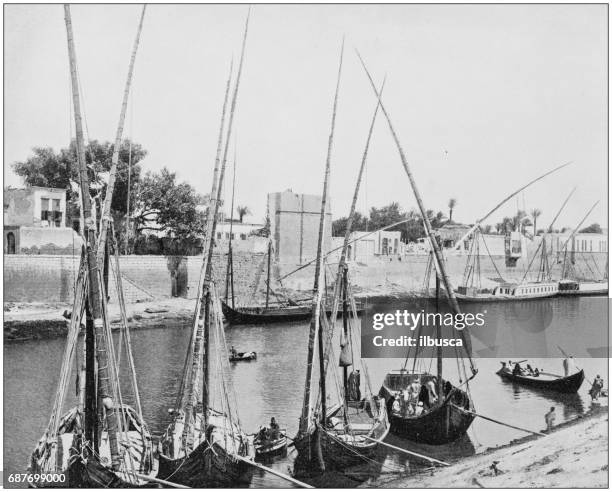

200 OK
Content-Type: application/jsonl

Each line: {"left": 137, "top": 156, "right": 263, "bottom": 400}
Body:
{"left": 530, "top": 208, "right": 542, "bottom": 235}
{"left": 236, "top": 205, "right": 251, "bottom": 223}
{"left": 448, "top": 198, "right": 457, "bottom": 223}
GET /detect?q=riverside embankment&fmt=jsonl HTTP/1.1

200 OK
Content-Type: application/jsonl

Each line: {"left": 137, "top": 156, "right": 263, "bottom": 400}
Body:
{"left": 366, "top": 404, "right": 608, "bottom": 488}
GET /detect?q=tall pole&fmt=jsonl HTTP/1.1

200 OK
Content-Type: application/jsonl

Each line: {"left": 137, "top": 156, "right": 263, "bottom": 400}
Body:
{"left": 64, "top": 4, "right": 120, "bottom": 469}
{"left": 225, "top": 154, "right": 237, "bottom": 305}
{"left": 265, "top": 239, "right": 272, "bottom": 309}
{"left": 435, "top": 274, "right": 443, "bottom": 402}
{"left": 357, "top": 51, "right": 476, "bottom": 374}
{"left": 97, "top": 5, "right": 146, "bottom": 264}
{"left": 299, "top": 39, "right": 344, "bottom": 435}
{"left": 342, "top": 265, "right": 349, "bottom": 402}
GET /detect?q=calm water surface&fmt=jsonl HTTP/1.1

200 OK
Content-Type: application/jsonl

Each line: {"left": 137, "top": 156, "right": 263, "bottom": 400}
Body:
{"left": 4, "top": 297, "right": 608, "bottom": 487}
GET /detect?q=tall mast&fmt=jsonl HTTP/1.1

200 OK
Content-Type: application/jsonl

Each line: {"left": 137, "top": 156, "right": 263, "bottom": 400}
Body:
{"left": 299, "top": 39, "right": 344, "bottom": 434}
{"left": 265, "top": 239, "right": 272, "bottom": 309}
{"left": 435, "top": 274, "right": 443, "bottom": 400}
{"left": 64, "top": 4, "right": 120, "bottom": 469}
{"left": 225, "top": 153, "right": 237, "bottom": 306}
{"left": 357, "top": 51, "right": 476, "bottom": 374}
{"left": 97, "top": 5, "right": 146, "bottom": 264}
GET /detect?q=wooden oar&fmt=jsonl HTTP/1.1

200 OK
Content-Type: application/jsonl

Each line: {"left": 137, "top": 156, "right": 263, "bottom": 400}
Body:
{"left": 233, "top": 455, "right": 313, "bottom": 488}
{"left": 451, "top": 405, "right": 545, "bottom": 437}
{"left": 364, "top": 436, "right": 450, "bottom": 466}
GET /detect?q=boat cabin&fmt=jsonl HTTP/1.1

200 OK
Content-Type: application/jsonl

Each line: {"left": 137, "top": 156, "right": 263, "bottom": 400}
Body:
{"left": 493, "top": 281, "right": 558, "bottom": 297}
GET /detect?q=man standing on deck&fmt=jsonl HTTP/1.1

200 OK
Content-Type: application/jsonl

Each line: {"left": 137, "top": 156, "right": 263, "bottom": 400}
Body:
{"left": 563, "top": 356, "right": 579, "bottom": 376}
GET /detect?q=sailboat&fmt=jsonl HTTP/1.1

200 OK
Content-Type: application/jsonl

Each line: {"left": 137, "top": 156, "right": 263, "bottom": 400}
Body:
{"left": 157, "top": 12, "right": 256, "bottom": 487}
{"left": 29, "top": 5, "right": 155, "bottom": 486}
{"left": 454, "top": 189, "right": 580, "bottom": 303}
{"left": 357, "top": 51, "right": 478, "bottom": 445}
{"left": 293, "top": 42, "right": 390, "bottom": 477}
{"left": 558, "top": 201, "right": 608, "bottom": 296}
{"left": 221, "top": 235, "right": 364, "bottom": 324}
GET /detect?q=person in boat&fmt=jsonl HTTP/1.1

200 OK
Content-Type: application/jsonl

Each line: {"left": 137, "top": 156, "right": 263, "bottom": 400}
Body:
{"left": 589, "top": 375, "right": 604, "bottom": 401}
{"left": 426, "top": 378, "right": 438, "bottom": 406}
{"left": 257, "top": 426, "right": 269, "bottom": 442}
{"left": 526, "top": 364, "right": 538, "bottom": 376}
{"left": 512, "top": 362, "right": 525, "bottom": 376}
{"left": 348, "top": 369, "right": 361, "bottom": 401}
{"left": 269, "top": 417, "right": 280, "bottom": 440}
{"left": 563, "top": 356, "right": 578, "bottom": 377}
{"left": 418, "top": 384, "right": 432, "bottom": 409}
{"left": 230, "top": 345, "right": 237, "bottom": 358}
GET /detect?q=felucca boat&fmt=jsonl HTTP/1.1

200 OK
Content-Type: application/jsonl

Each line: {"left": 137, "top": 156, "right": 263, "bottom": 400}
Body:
{"left": 357, "top": 51, "right": 479, "bottom": 445}
{"left": 29, "top": 5, "right": 155, "bottom": 486}
{"left": 293, "top": 42, "right": 390, "bottom": 477}
{"left": 157, "top": 12, "right": 256, "bottom": 487}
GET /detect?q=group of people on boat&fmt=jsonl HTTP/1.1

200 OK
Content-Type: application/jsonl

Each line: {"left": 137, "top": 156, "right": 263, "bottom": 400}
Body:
{"left": 391, "top": 376, "right": 451, "bottom": 417}
{"left": 501, "top": 361, "right": 542, "bottom": 377}
{"left": 256, "top": 417, "right": 281, "bottom": 442}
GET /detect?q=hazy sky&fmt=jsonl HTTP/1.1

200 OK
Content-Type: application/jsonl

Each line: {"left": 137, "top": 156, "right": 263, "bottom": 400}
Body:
{"left": 4, "top": 4, "right": 608, "bottom": 230}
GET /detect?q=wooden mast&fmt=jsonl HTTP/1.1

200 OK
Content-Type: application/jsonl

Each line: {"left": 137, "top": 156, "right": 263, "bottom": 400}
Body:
{"left": 202, "top": 10, "right": 249, "bottom": 430}
{"left": 64, "top": 4, "right": 121, "bottom": 469}
{"left": 225, "top": 154, "right": 237, "bottom": 307}
{"left": 341, "top": 265, "right": 349, "bottom": 401}
{"left": 357, "top": 51, "right": 476, "bottom": 374}
{"left": 265, "top": 239, "right": 272, "bottom": 309}
{"left": 299, "top": 39, "right": 344, "bottom": 434}
{"left": 97, "top": 5, "right": 146, "bottom": 265}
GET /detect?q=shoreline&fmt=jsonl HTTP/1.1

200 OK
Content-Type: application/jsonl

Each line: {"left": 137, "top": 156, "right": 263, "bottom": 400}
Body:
{"left": 3, "top": 289, "right": 430, "bottom": 341}
{"left": 364, "top": 404, "right": 609, "bottom": 488}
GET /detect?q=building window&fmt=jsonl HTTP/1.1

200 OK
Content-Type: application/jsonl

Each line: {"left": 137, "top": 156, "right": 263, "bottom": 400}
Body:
{"left": 231, "top": 233, "right": 235, "bottom": 240}
{"left": 217, "top": 232, "right": 222, "bottom": 239}
{"left": 6, "top": 232, "right": 15, "bottom": 254}
{"left": 225, "top": 233, "right": 230, "bottom": 240}
{"left": 40, "top": 197, "right": 62, "bottom": 227}
{"left": 240, "top": 234, "right": 247, "bottom": 240}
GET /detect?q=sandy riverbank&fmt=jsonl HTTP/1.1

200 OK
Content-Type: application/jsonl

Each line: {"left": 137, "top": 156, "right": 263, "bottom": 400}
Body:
{"left": 3, "top": 298, "right": 196, "bottom": 340}
{"left": 367, "top": 405, "right": 609, "bottom": 488}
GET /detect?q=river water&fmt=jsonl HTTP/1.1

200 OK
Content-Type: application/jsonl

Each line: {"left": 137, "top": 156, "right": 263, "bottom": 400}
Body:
{"left": 3, "top": 296, "right": 608, "bottom": 487}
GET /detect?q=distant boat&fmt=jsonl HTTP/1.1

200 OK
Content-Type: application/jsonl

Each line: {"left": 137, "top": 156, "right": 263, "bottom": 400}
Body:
{"left": 496, "top": 364, "right": 585, "bottom": 393}
{"left": 557, "top": 279, "right": 608, "bottom": 296}
{"left": 229, "top": 350, "right": 257, "bottom": 362}
{"left": 221, "top": 299, "right": 364, "bottom": 324}
{"left": 455, "top": 281, "right": 558, "bottom": 302}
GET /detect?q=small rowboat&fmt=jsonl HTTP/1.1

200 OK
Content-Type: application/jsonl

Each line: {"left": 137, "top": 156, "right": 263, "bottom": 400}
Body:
{"left": 496, "top": 365, "right": 585, "bottom": 394}
{"left": 229, "top": 351, "right": 257, "bottom": 362}
{"left": 254, "top": 430, "right": 287, "bottom": 459}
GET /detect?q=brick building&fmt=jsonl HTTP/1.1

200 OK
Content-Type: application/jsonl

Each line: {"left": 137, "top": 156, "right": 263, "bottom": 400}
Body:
{"left": 267, "top": 190, "right": 332, "bottom": 265}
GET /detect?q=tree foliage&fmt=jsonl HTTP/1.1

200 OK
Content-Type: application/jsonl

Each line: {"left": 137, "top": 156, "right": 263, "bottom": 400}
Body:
{"left": 579, "top": 223, "right": 603, "bottom": 234}
{"left": 133, "top": 167, "right": 205, "bottom": 240}
{"left": 332, "top": 202, "right": 448, "bottom": 243}
{"left": 12, "top": 139, "right": 146, "bottom": 215}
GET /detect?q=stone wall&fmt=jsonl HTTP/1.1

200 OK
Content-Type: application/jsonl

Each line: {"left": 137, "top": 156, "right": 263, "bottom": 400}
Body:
{"left": 3, "top": 252, "right": 267, "bottom": 304}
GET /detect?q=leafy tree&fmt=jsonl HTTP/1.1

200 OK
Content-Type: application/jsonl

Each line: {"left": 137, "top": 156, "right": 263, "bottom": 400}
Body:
{"left": 579, "top": 223, "right": 603, "bottom": 234}
{"left": 331, "top": 211, "right": 368, "bottom": 236}
{"left": 530, "top": 208, "right": 542, "bottom": 236}
{"left": 448, "top": 198, "right": 457, "bottom": 223}
{"left": 133, "top": 167, "right": 205, "bottom": 240}
{"left": 12, "top": 139, "right": 145, "bottom": 218}
{"left": 236, "top": 205, "right": 251, "bottom": 223}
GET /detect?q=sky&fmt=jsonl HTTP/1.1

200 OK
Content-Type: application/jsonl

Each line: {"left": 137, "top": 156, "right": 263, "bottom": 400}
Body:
{"left": 4, "top": 4, "right": 608, "bottom": 230}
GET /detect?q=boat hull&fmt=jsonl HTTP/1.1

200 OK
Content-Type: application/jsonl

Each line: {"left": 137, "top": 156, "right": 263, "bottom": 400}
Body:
{"left": 380, "top": 385, "right": 475, "bottom": 445}
{"left": 293, "top": 398, "right": 389, "bottom": 474}
{"left": 254, "top": 433, "right": 288, "bottom": 459}
{"left": 158, "top": 439, "right": 254, "bottom": 488}
{"left": 455, "top": 292, "right": 557, "bottom": 303}
{"left": 497, "top": 368, "right": 585, "bottom": 393}
{"left": 221, "top": 301, "right": 364, "bottom": 324}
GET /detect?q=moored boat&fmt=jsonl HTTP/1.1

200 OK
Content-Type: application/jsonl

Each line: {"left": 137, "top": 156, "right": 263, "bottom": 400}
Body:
{"left": 254, "top": 430, "right": 288, "bottom": 459}
{"left": 222, "top": 300, "right": 364, "bottom": 324}
{"left": 379, "top": 370, "right": 475, "bottom": 445}
{"left": 455, "top": 281, "right": 559, "bottom": 302}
